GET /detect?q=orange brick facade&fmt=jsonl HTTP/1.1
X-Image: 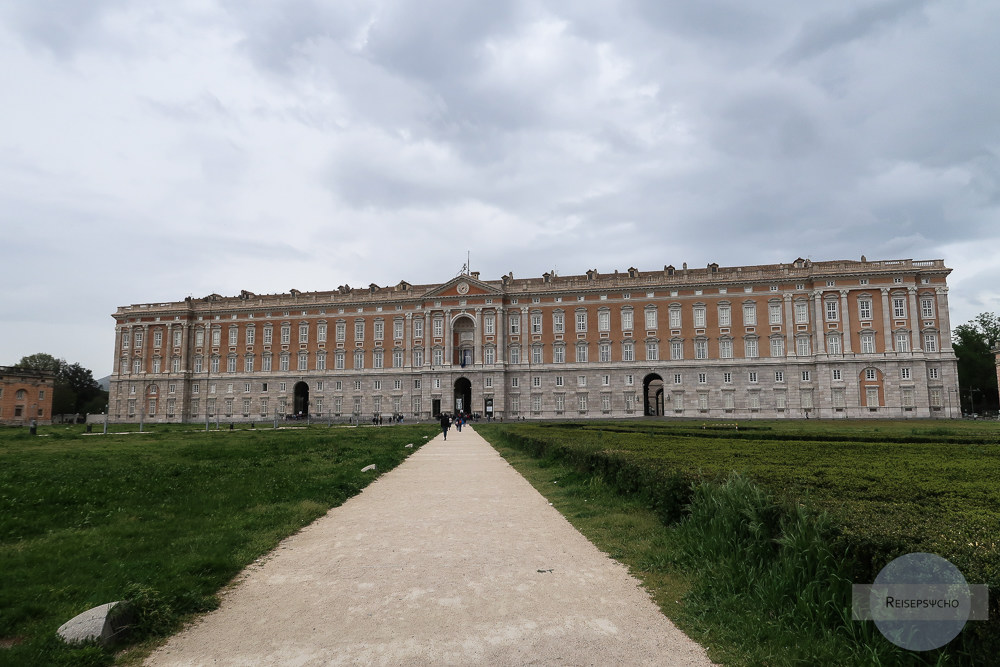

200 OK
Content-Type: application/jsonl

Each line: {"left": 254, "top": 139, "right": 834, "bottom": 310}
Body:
{"left": 0, "top": 367, "right": 55, "bottom": 425}
{"left": 108, "top": 257, "right": 960, "bottom": 422}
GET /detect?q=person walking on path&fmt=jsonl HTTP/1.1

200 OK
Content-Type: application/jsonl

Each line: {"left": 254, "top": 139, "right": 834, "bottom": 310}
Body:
{"left": 455, "top": 413, "right": 463, "bottom": 433}
{"left": 439, "top": 412, "right": 451, "bottom": 440}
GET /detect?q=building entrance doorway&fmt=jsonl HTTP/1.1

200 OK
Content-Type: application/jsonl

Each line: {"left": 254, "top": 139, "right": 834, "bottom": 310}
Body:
{"left": 293, "top": 381, "right": 309, "bottom": 416}
{"left": 432, "top": 398, "right": 442, "bottom": 417}
{"left": 643, "top": 373, "right": 664, "bottom": 416}
{"left": 454, "top": 377, "right": 472, "bottom": 415}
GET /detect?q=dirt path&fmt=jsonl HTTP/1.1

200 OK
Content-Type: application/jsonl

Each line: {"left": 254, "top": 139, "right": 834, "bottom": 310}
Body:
{"left": 146, "top": 426, "right": 715, "bottom": 666}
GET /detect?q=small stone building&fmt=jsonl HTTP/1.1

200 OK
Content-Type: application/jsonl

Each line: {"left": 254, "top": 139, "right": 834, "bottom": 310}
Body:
{"left": 0, "top": 367, "right": 55, "bottom": 425}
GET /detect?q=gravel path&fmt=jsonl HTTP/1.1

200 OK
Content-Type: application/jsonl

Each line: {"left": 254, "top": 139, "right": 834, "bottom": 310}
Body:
{"left": 146, "top": 426, "right": 715, "bottom": 666}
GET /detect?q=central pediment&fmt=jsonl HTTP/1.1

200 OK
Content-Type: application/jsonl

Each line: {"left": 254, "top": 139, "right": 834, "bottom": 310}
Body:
{"left": 423, "top": 275, "right": 502, "bottom": 299}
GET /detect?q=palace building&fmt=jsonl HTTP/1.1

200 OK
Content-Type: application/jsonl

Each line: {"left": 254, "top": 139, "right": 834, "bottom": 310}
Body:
{"left": 108, "top": 257, "right": 959, "bottom": 422}
{"left": 0, "top": 367, "right": 55, "bottom": 425}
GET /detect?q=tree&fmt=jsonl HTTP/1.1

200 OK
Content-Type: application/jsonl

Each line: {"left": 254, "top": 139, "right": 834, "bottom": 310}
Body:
{"left": 952, "top": 313, "right": 1000, "bottom": 415}
{"left": 13, "top": 354, "right": 108, "bottom": 415}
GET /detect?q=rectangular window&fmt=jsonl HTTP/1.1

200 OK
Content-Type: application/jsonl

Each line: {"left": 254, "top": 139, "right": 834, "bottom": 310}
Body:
{"left": 337, "top": 322, "right": 347, "bottom": 341}
{"left": 510, "top": 314, "right": 521, "bottom": 335}
{"left": 374, "top": 321, "right": 384, "bottom": 340}
{"left": 299, "top": 324, "right": 308, "bottom": 343}
{"left": 670, "top": 340, "right": 683, "bottom": 360}
{"left": 172, "top": 358, "right": 180, "bottom": 372}
{"left": 718, "top": 339, "right": 733, "bottom": 359}
{"left": 393, "top": 320, "right": 403, "bottom": 340}
{"left": 796, "top": 337, "right": 811, "bottom": 356}
{"left": 673, "top": 374, "right": 682, "bottom": 384}
{"left": 892, "top": 297, "right": 906, "bottom": 319}
{"left": 775, "top": 371, "right": 784, "bottom": 383}
{"left": 433, "top": 348, "right": 443, "bottom": 365}
{"left": 555, "top": 394, "right": 564, "bottom": 412}
{"left": 532, "top": 346, "right": 542, "bottom": 364}
{"left": 484, "top": 347, "right": 495, "bottom": 365}
{"left": 578, "top": 394, "right": 588, "bottom": 412}
{"left": 861, "top": 333, "right": 876, "bottom": 354}
{"left": 768, "top": 303, "right": 782, "bottom": 325}
{"left": 802, "top": 370, "right": 811, "bottom": 381}
{"left": 827, "top": 335, "right": 842, "bottom": 355}
{"left": 743, "top": 303, "right": 757, "bottom": 326}
{"left": 645, "top": 308, "right": 658, "bottom": 329}
{"left": 154, "top": 330, "right": 163, "bottom": 347}
{"left": 355, "top": 322, "right": 365, "bottom": 341}
{"left": 511, "top": 377, "right": 519, "bottom": 388}
{"left": 921, "top": 298, "right": 935, "bottom": 319}
{"left": 279, "top": 355, "right": 289, "bottom": 371}
{"left": 393, "top": 350, "right": 403, "bottom": 368}
{"left": 509, "top": 347, "right": 520, "bottom": 364}
{"left": 578, "top": 375, "right": 587, "bottom": 387}
{"left": 745, "top": 338, "right": 759, "bottom": 358}
{"left": 531, "top": 313, "right": 543, "bottom": 334}
{"left": 900, "top": 367, "right": 911, "bottom": 380}
{"left": 866, "top": 368, "right": 877, "bottom": 381}
{"left": 832, "top": 388, "right": 845, "bottom": 408}
{"left": 553, "top": 346, "right": 565, "bottom": 363}
{"left": 433, "top": 319, "right": 443, "bottom": 337}
{"left": 318, "top": 323, "right": 327, "bottom": 342}
{"left": 333, "top": 351, "right": 344, "bottom": 370}
{"left": 695, "top": 339, "right": 708, "bottom": 359}
{"left": 599, "top": 344, "right": 611, "bottom": 362}
{"left": 924, "top": 333, "right": 938, "bottom": 352}
{"left": 210, "top": 357, "right": 219, "bottom": 373}
{"left": 575, "top": 345, "right": 588, "bottom": 363}
{"left": 770, "top": 337, "right": 784, "bottom": 357}
{"left": 698, "top": 372, "right": 707, "bottom": 384}
{"left": 795, "top": 301, "right": 809, "bottom": 324}
{"left": 136, "top": 331, "right": 144, "bottom": 347}
{"left": 895, "top": 332, "right": 910, "bottom": 352}
{"left": 646, "top": 341, "right": 659, "bottom": 361}
{"left": 414, "top": 319, "right": 424, "bottom": 338}
{"left": 532, "top": 394, "right": 542, "bottom": 412}
{"left": 693, "top": 306, "right": 706, "bottom": 328}
{"left": 775, "top": 392, "right": 787, "bottom": 410}
{"left": 669, "top": 308, "right": 681, "bottom": 328}
{"left": 354, "top": 350, "right": 364, "bottom": 369}
{"left": 858, "top": 299, "right": 872, "bottom": 321}
{"left": 280, "top": 325, "right": 290, "bottom": 344}
{"left": 621, "top": 310, "right": 633, "bottom": 331}
{"left": 601, "top": 394, "right": 611, "bottom": 412}
{"left": 553, "top": 312, "right": 565, "bottom": 334}
{"left": 210, "top": 329, "right": 219, "bottom": 346}
{"left": 825, "top": 300, "right": 839, "bottom": 321}
{"left": 598, "top": 310, "right": 610, "bottom": 332}
{"left": 555, "top": 376, "right": 564, "bottom": 387}
{"left": 413, "top": 349, "right": 424, "bottom": 366}
{"left": 928, "top": 367, "right": 939, "bottom": 380}
{"left": 245, "top": 356, "right": 254, "bottom": 373}
{"left": 484, "top": 316, "right": 494, "bottom": 335}
{"left": 747, "top": 392, "right": 760, "bottom": 410}
{"left": 576, "top": 311, "right": 588, "bottom": 332}
{"left": 373, "top": 350, "right": 384, "bottom": 369}
{"left": 316, "top": 353, "right": 326, "bottom": 370}
{"left": 748, "top": 371, "right": 758, "bottom": 383}
{"left": 718, "top": 305, "right": 731, "bottom": 327}
{"left": 929, "top": 388, "right": 942, "bottom": 407}
{"left": 622, "top": 342, "right": 634, "bottom": 362}
{"left": 262, "top": 355, "right": 272, "bottom": 371}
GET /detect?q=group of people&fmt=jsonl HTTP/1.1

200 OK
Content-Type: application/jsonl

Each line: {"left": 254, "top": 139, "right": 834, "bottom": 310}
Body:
{"left": 371, "top": 413, "right": 405, "bottom": 426}
{"left": 438, "top": 412, "right": 468, "bottom": 440}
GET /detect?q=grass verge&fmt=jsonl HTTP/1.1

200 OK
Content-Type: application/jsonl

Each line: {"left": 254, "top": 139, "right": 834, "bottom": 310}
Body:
{"left": 0, "top": 423, "right": 437, "bottom": 666}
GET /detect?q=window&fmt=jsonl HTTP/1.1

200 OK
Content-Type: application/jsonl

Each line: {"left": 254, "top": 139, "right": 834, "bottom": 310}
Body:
{"left": 928, "top": 367, "right": 939, "bottom": 380}
{"left": 601, "top": 394, "right": 611, "bottom": 412}
{"left": 297, "top": 353, "right": 308, "bottom": 370}
{"left": 373, "top": 379, "right": 382, "bottom": 391}
{"left": 770, "top": 337, "right": 784, "bottom": 357}
{"left": 154, "top": 330, "right": 163, "bottom": 347}
{"left": 555, "top": 376, "right": 564, "bottom": 387}
{"left": 412, "top": 319, "right": 424, "bottom": 339}
{"left": 924, "top": 333, "right": 938, "bottom": 352}
{"left": 720, "top": 338, "right": 733, "bottom": 359}
{"left": 555, "top": 394, "right": 565, "bottom": 412}
{"left": 669, "top": 307, "right": 681, "bottom": 328}
{"left": 393, "top": 350, "right": 404, "bottom": 368}
{"left": 484, "top": 347, "right": 495, "bottom": 365}
{"left": 578, "top": 375, "right": 587, "bottom": 387}
{"left": 210, "top": 356, "right": 220, "bottom": 373}
{"left": 748, "top": 371, "right": 758, "bottom": 383}
{"left": 921, "top": 298, "right": 935, "bottom": 319}
{"left": 355, "top": 321, "right": 365, "bottom": 341}
{"left": 698, "top": 393, "right": 709, "bottom": 410}
{"left": 413, "top": 349, "right": 424, "bottom": 366}
{"left": 646, "top": 341, "right": 659, "bottom": 361}
{"left": 929, "top": 388, "right": 942, "bottom": 407}
{"left": 317, "top": 323, "right": 327, "bottom": 342}
{"left": 895, "top": 331, "right": 910, "bottom": 352}
{"left": 279, "top": 354, "right": 289, "bottom": 371}
{"left": 152, "top": 358, "right": 161, "bottom": 373}
{"left": 743, "top": 303, "right": 757, "bottom": 326}
{"left": 622, "top": 342, "right": 633, "bottom": 362}
{"left": 245, "top": 355, "right": 254, "bottom": 372}
{"left": 775, "top": 371, "right": 784, "bottom": 383}
{"left": 692, "top": 305, "right": 706, "bottom": 328}
{"left": 892, "top": 296, "right": 906, "bottom": 319}
{"left": 748, "top": 392, "right": 760, "bottom": 410}
{"left": 532, "top": 395, "right": 542, "bottom": 412}
{"left": 698, "top": 372, "right": 707, "bottom": 384}
{"left": 433, "top": 318, "right": 444, "bottom": 337}
{"left": 673, "top": 374, "right": 682, "bottom": 384}
{"left": 532, "top": 346, "right": 542, "bottom": 364}
{"left": 825, "top": 300, "right": 839, "bottom": 321}
{"left": 578, "top": 395, "right": 588, "bottom": 412}
{"left": 724, "top": 372, "right": 732, "bottom": 383}
{"left": 532, "top": 376, "right": 541, "bottom": 388}
{"left": 865, "top": 368, "right": 878, "bottom": 381}
{"left": 433, "top": 348, "right": 443, "bottom": 365}
{"left": 858, "top": 298, "right": 872, "bottom": 321}
{"left": 833, "top": 388, "right": 845, "bottom": 409}
{"left": 860, "top": 333, "right": 876, "bottom": 354}
{"left": 531, "top": 313, "right": 543, "bottom": 334}
{"left": 900, "top": 367, "right": 911, "bottom": 380}
{"left": 575, "top": 344, "right": 588, "bottom": 363}
{"left": 354, "top": 350, "right": 364, "bottom": 369}
{"left": 393, "top": 320, "right": 403, "bottom": 340}
{"left": 775, "top": 392, "right": 787, "bottom": 410}
{"left": 645, "top": 307, "right": 658, "bottom": 329}
{"left": 598, "top": 310, "right": 610, "bottom": 332}
{"left": 172, "top": 357, "right": 181, "bottom": 373}
{"left": 866, "top": 387, "right": 879, "bottom": 407}
{"left": 280, "top": 324, "right": 291, "bottom": 344}
{"left": 624, "top": 374, "right": 634, "bottom": 386}
{"left": 483, "top": 315, "right": 495, "bottom": 335}
{"left": 373, "top": 350, "right": 384, "bottom": 369}
{"left": 745, "top": 338, "right": 759, "bottom": 358}
{"left": 333, "top": 351, "right": 344, "bottom": 370}
{"left": 670, "top": 340, "right": 683, "bottom": 360}
{"left": 373, "top": 321, "right": 384, "bottom": 340}
{"left": 599, "top": 343, "right": 611, "bottom": 362}
{"left": 510, "top": 313, "right": 521, "bottom": 334}
{"left": 827, "top": 334, "right": 842, "bottom": 355}
{"left": 695, "top": 339, "right": 708, "bottom": 359}
{"left": 122, "top": 331, "right": 130, "bottom": 349}
{"left": 511, "top": 377, "right": 519, "bottom": 388}
{"left": 802, "top": 370, "right": 811, "bottom": 381}
{"left": 135, "top": 331, "right": 144, "bottom": 347}
{"left": 794, "top": 301, "right": 809, "bottom": 324}
{"left": 796, "top": 337, "right": 811, "bottom": 356}
{"left": 718, "top": 304, "right": 731, "bottom": 327}
{"left": 769, "top": 303, "right": 782, "bottom": 325}
{"left": 509, "top": 347, "right": 520, "bottom": 364}
{"left": 832, "top": 369, "right": 841, "bottom": 380}
{"left": 210, "top": 329, "right": 219, "bottom": 346}
{"left": 553, "top": 312, "right": 565, "bottom": 334}
{"left": 801, "top": 390, "right": 814, "bottom": 410}
{"left": 621, "top": 309, "right": 633, "bottom": 331}
{"left": 299, "top": 324, "right": 308, "bottom": 343}
{"left": 576, "top": 311, "right": 588, "bottom": 332}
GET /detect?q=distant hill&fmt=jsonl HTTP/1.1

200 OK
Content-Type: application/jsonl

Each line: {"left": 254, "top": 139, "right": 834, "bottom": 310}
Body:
{"left": 98, "top": 375, "right": 111, "bottom": 391}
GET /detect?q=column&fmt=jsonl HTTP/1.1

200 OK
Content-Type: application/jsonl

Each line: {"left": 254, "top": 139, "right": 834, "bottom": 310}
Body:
{"left": 908, "top": 287, "right": 922, "bottom": 351}
{"left": 812, "top": 291, "right": 825, "bottom": 355}
{"left": 474, "top": 308, "right": 483, "bottom": 366}
{"left": 880, "top": 288, "right": 893, "bottom": 351}
{"left": 444, "top": 309, "right": 453, "bottom": 367}
{"left": 839, "top": 290, "right": 853, "bottom": 353}
{"left": 937, "top": 287, "right": 953, "bottom": 352}
{"left": 783, "top": 294, "right": 795, "bottom": 356}
{"left": 404, "top": 312, "right": 412, "bottom": 368}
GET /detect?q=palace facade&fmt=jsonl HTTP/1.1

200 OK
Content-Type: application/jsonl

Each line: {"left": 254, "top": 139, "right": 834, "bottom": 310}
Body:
{"left": 0, "top": 367, "right": 55, "bottom": 425}
{"left": 108, "top": 257, "right": 959, "bottom": 422}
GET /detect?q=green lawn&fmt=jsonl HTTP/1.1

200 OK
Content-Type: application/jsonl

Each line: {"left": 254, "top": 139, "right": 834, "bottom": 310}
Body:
{"left": 478, "top": 419, "right": 1000, "bottom": 666}
{"left": 0, "top": 423, "right": 437, "bottom": 666}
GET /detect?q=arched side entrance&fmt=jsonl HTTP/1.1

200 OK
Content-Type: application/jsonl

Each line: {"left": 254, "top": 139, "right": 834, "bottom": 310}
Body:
{"left": 293, "top": 381, "right": 309, "bottom": 417}
{"left": 454, "top": 377, "right": 472, "bottom": 415}
{"left": 643, "top": 373, "right": 664, "bottom": 416}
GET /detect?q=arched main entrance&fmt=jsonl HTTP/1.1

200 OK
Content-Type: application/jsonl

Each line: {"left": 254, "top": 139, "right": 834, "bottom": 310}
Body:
{"left": 454, "top": 377, "right": 472, "bottom": 415}
{"left": 452, "top": 315, "right": 476, "bottom": 367}
{"left": 643, "top": 373, "right": 664, "bottom": 416}
{"left": 293, "top": 381, "right": 309, "bottom": 416}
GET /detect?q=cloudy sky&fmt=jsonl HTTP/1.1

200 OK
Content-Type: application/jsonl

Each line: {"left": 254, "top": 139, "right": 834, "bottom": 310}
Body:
{"left": 2, "top": 0, "right": 998, "bottom": 378}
